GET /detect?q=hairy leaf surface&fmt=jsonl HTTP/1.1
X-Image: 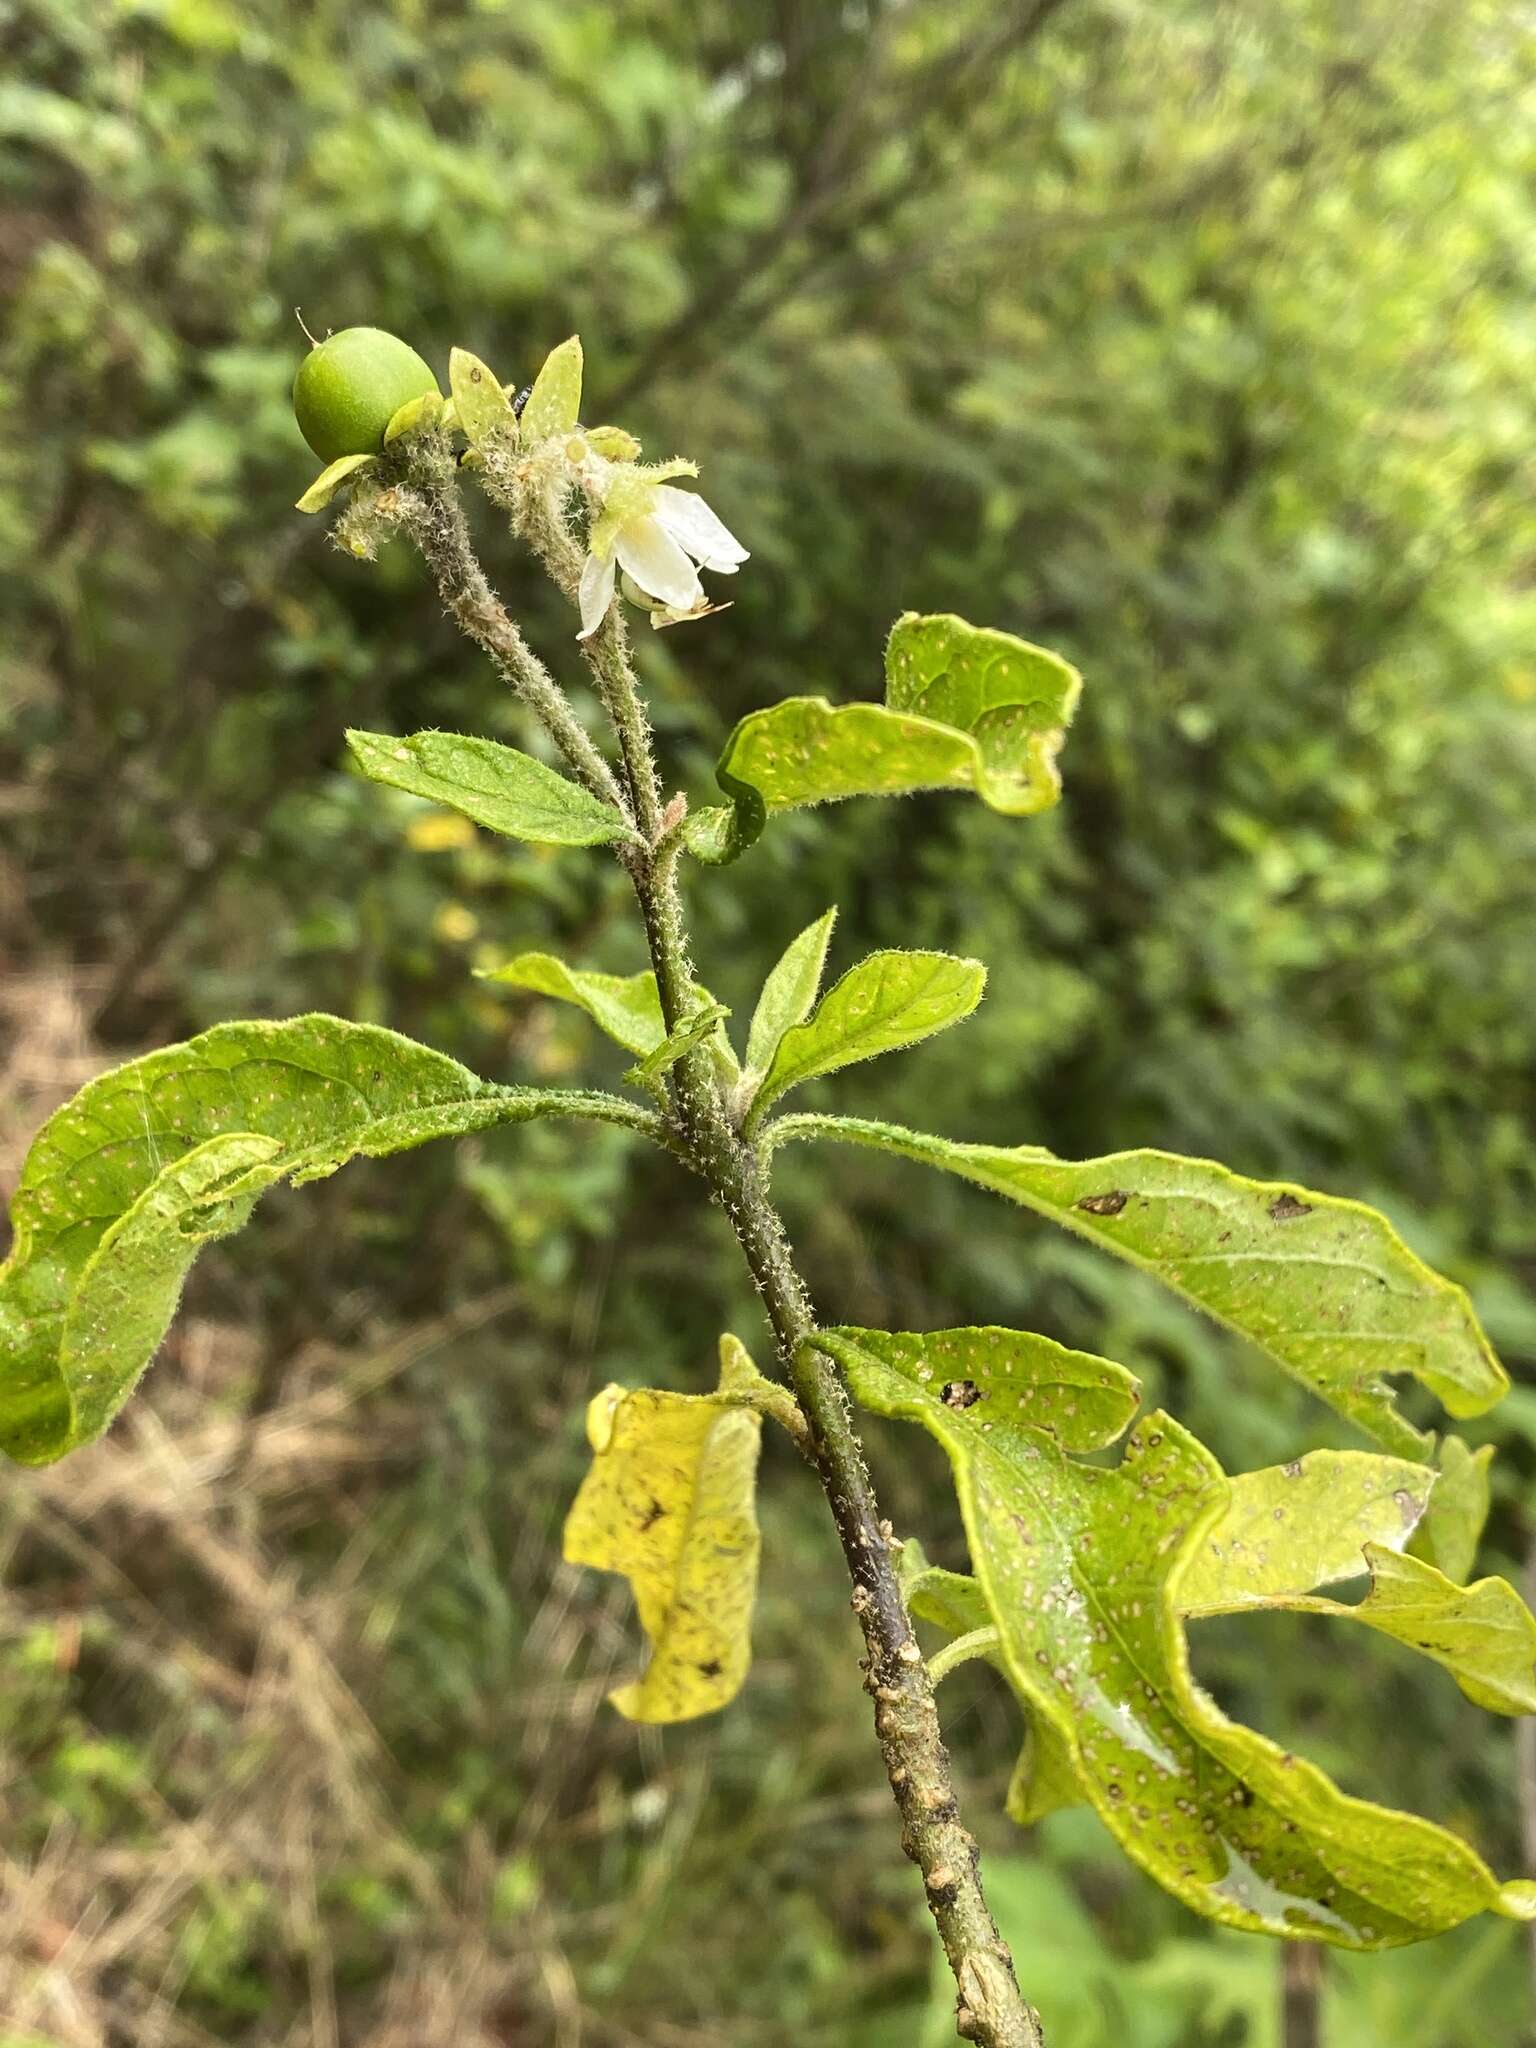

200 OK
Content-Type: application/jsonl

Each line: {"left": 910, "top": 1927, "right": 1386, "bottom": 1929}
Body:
{"left": 0, "top": 1017, "right": 646, "bottom": 1465}
{"left": 521, "top": 334, "right": 583, "bottom": 439}
{"left": 745, "top": 952, "right": 984, "bottom": 1132}
{"left": 830, "top": 1328, "right": 1536, "bottom": 1946}
{"left": 448, "top": 346, "right": 516, "bottom": 449}
{"left": 346, "top": 730, "right": 633, "bottom": 848}
{"left": 481, "top": 954, "right": 664, "bottom": 1055}
{"left": 564, "top": 1335, "right": 766, "bottom": 1723}
{"left": 626, "top": 1000, "right": 732, "bottom": 1086}
{"left": 779, "top": 1116, "right": 1504, "bottom": 1456}
{"left": 744, "top": 908, "right": 837, "bottom": 1080}
{"left": 295, "top": 451, "right": 375, "bottom": 512}
{"left": 684, "top": 614, "right": 1080, "bottom": 863}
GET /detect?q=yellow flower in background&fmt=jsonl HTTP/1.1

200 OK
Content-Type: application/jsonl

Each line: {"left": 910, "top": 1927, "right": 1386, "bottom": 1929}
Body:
{"left": 432, "top": 902, "right": 479, "bottom": 944}
{"left": 406, "top": 809, "right": 477, "bottom": 853}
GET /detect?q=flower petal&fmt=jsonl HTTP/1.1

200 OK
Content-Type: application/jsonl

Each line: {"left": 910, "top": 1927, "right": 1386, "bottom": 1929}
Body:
{"left": 577, "top": 549, "right": 618, "bottom": 639}
{"left": 652, "top": 486, "right": 750, "bottom": 571}
{"left": 614, "top": 515, "right": 704, "bottom": 612}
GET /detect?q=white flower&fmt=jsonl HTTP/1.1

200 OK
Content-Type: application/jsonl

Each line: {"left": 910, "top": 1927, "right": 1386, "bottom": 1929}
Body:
{"left": 578, "top": 483, "right": 748, "bottom": 639}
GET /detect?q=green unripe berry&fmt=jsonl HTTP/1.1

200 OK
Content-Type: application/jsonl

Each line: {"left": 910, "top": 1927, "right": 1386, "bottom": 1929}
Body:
{"left": 292, "top": 327, "right": 440, "bottom": 461}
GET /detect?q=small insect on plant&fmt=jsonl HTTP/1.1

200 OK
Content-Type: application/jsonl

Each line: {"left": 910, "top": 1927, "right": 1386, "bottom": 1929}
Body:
{"left": 3, "top": 327, "right": 1533, "bottom": 2048}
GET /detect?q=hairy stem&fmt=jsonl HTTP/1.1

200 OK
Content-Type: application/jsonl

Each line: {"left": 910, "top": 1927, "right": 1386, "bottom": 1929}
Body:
{"left": 597, "top": 632, "right": 1042, "bottom": 2048}
{"left": 395, "top": 460, "right": 627, "bottom": 817}
{"left": 414, "top": 460, "right": 1042, "bottom": 2047}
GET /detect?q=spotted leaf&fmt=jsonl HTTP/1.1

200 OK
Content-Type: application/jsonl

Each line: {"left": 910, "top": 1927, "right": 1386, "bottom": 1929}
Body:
{"left": 829, "top": 1327, "right": 1536, "bottom": 1946}
{"left": 774, "top": 1116, "right": 1506, "bottom": 1457}
{"left": 564, "top": 1335, "right": 768, "bottom": 1724}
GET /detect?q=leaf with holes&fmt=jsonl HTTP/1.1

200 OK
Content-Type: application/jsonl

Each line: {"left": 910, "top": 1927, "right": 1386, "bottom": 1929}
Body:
{"left": 346, "top": 731, "right": 633, "bottom": 849}
{"left": 564, "top": 1335, "right": 767, "bottom": 1723}
{"left": 828, "top": 1326, "right": 1536, "bottom": 1946}
{"left": 683, "top": 613, "right": 1081, "bottom": 863}
{"left": 744, "top": 952, "right": 984, "bottom": 1134}
{"left": 0, "top": 1017, "right": 649, "bottom": 1465}
{"left": 775, "top": 1117, "right": 1505, "bottom": 1458}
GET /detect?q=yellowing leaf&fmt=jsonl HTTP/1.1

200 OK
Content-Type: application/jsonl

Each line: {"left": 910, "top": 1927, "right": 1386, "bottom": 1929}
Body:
{"left": 900, "top": 1537, "right": 1087, "bottom": 1826}
{"left": 295, "top": 452, "right": 375, "bottom": 513}
{"left": 1178, "top": 1451, "right": 1434, "bottom": 1612}
{"left": 830, "top": 1325, "right": 1536, "bottom": 1948}
{"left": 520, "top": 335, "right": 583, "bottom": 440}
{"left": 1184, "top": 1466, "right": 1536, "bottom": 1718}
{"left": 383, "top": 391, "right": 443, "bottom": 444}
{"left": 564, "top": 1336, "right": 766, "bottom": 1724}
{"left": 774, "top": 1115, "right": 1506, "bottom": 1458}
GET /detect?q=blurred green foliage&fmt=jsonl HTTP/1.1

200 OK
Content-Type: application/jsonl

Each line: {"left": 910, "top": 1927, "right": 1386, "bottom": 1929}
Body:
{"left": 1, "top": 0, "right": 1534, "bottom": 2041}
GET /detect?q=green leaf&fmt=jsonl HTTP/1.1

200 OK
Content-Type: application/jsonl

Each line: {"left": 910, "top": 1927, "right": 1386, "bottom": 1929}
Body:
{"left": 448, "top": 346, "right": 516, "bottom": 450}
{"left": 624, "top": 1000, "right": 731, "bottom": 1087}
{"left": 345, "top": 729, "right": 633, "bottom": 849}
{"left": 520, "top": 334, "right": 583, "bottom": 440}
{"left": 1178, "top": 1451, "right": 1436, "bottom": 1612}
{"left": 901, "top": 1533, "right": 1089, "bottom": 1826}
{"left": 829, "top": 1327, "right": 1536, "bottom": 1947}
{"left": 744, "top": 908, "right": 837, "bottom": 1079}
{"left": 1412, "top": 1436, "right": 1495, "bottom": 1584}
{"left": 829, "top": 1325, "right": 1140, "bottom": 1452}
{"left": 745, "top": 952, "right": 985, "bottom": 1134}
{"left": 295, "top": 452, "right": 375, "bottom": 513}
{"left": 1182, "top": 1461, "right": 1536, "bottom": 1716}
{"left": 382, "top": 391, "right": 443, "bottom": 444}
{"left": 683, "top": 613, "right": 1081, "bottom": 864}
{"left": 479, "top": 953, "right": 664, "bottom": 1056}
{"left": 0, "top": 1017, "right": 651, "bottom": 1466}
{"left": 563, "top": 1334, "right": 764, "bottom": 1724}
{"left": 774, "top": 1116, "right": 1505, "bottom": 1458}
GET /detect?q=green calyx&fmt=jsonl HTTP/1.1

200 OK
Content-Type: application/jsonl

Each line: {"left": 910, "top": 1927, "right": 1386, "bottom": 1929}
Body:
{"left": 292, "top": 327, "right": 441, "bottom": 461}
